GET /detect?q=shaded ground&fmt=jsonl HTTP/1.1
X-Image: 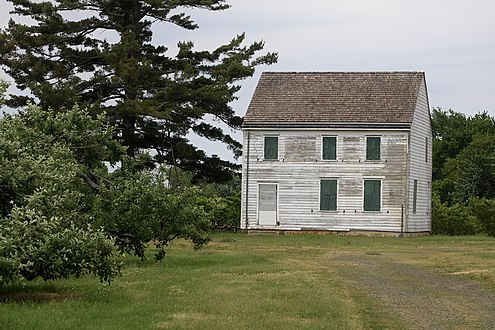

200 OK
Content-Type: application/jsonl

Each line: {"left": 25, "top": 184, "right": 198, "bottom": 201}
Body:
{"left": 0, "top": 292, "right": 85, "bottom": 303}
{"left": 331, "top": 252, "right": 495, "bottom": 329}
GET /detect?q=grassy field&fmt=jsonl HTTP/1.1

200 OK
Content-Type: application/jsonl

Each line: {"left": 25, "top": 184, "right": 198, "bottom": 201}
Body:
{"left": 1, "top": 233, "right": 494, "bottom": 329}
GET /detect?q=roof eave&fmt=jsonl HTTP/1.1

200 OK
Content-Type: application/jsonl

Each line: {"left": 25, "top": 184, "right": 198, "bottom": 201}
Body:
{"left": 242, "top": 122, "right": 412, "bottom": 129}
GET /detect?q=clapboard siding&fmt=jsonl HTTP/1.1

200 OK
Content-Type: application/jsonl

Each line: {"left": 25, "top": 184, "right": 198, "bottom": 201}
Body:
{"left": 406, "top": 80, "right": 433, "bottom": 232}
{"left": 241, "top": 130, "right": 409, "bottom": 231}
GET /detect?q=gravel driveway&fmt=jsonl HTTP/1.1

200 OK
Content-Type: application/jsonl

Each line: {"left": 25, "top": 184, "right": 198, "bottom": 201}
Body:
{"left": 331, "top": 253, "right": 495, "bottom": 329}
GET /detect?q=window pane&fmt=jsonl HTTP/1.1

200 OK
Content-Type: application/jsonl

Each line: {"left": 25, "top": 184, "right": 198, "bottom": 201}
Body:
{"left": 322, "top": 136, "right": 336, "bottom": 160}
{"left": 320, "top": 180, "right": 337, "bottom": 211}
{"left": 366, "top": 137, "right": 381, "bottom": 160}
{"left": 364, "top": 180, "right": 381, "bottom": 211}
{"left": 264, "top": 136, "right": 278, "bottom": 160}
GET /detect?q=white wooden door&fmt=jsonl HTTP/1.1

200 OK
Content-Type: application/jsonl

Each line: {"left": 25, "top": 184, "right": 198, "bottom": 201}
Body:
{"left": 258, "top": 184, "right": 277, "bottom": 226}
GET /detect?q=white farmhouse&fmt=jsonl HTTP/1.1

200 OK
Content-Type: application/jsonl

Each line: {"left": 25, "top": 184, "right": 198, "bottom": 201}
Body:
{"left": 241, "top": 72, "right": 432, "bottom": 235}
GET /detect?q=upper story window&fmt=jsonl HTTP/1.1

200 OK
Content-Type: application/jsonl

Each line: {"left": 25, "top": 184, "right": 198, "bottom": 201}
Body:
{"left": 322, "top": 136, "right": 337, "bottom": 160}
{"left": 366, "top": 136, "right": 381, "bottom": 160}
{"left": 364, "top": 179, "right": 381, "bottom": 211}
{"left": 264, "top": 136, "right": 278, "bottom": 160}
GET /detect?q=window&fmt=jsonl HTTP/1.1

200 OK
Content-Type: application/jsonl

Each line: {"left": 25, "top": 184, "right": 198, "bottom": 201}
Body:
{"left": 366, "top": 136, "right": 381, "bottom": 160}
{"left": 413, "top": 180, "right": 418, "bottom": 214}
{"left": 322, "top": 136, "right": 337, "bottom": 160}
{"left": 364, "top": 180, "right": 381, "bottom": 211}
{"left": 264, "top": 136, "right": 278, "bottom": 160}
{"left": 425, "top": 137, "right": 428, "bottom": 162}
{"left": 320, "top": 179, "right": 337, "bottom": 211}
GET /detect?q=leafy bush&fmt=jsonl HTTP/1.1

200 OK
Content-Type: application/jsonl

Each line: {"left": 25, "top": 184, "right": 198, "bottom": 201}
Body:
{"left": 209, "top": 193, "right": 241, "bottom": 231}
{"left": 93, "top": 169, "right": 213, "bottom": 260}
{"left": 431, "top": 194, "right": 481, "bottom": 235}
{"left": 0, "top": 207, "right": 119, "bottom": 286}
{"left": 468, "top": 198, "right": 495, "bottom": 237}
{"left": 0, "top": 103, "right": 233, "bottom": 285}
{"left": 0, "top": 105, "right": 124, "bottom": 286}
{"left": 198, "top": 177, "right": 241, "bottom": 231}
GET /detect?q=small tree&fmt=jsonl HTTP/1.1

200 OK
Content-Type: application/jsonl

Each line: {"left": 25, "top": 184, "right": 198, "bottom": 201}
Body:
{"left": 1, "top": 104, "right": 226, "bottom": 285}
{"left": 93, "top": 168, "right": 214, "bottom": 260}
{"left": 0, "top": 105, "right": 121, "bottom": 285}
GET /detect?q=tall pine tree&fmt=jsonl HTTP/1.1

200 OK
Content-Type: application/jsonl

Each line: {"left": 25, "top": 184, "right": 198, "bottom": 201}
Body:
{"left": 0, "top": 0, "right": 277, "bottom": 182}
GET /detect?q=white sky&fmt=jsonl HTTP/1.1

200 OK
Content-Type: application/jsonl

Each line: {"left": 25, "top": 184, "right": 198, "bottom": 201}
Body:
{"left": 185, "top": 0, "right": 495, "bottom": 117}
{"left": 1, "top": 0, "right": 494, "bottom": 160}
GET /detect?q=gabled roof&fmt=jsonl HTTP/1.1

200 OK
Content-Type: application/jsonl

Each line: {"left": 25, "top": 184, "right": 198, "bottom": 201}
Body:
{"left": 243, "top": 72, "right": 425, "bottom": 128}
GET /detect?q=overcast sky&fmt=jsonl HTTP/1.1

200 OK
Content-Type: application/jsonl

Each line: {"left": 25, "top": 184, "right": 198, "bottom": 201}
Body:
{"left": 186, "top": 0, "right": 495, "bottom": 117}
{"left": 1, "top": 0, "right": 494, "bottom": 160}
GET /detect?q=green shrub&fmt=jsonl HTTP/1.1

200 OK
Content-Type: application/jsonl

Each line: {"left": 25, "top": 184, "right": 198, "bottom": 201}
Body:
{"left": 210, "top": 193, "right": 241, "bottom": 231}
{"left": 0, "top": 207, "right": 120, "bottom": 286}
{"left": 93, "top": 170, "right": 213, "bottom": 260}
{"left": 431, "top": 194, "right": 481, "bottom": 235}
{"left": 468, "top": 198, "right": 495, "bottom": 237}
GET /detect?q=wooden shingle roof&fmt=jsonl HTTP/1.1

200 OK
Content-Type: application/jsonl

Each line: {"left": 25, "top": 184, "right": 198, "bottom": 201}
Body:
{"left": 243, "top": 72, "right": 425, "bottom": 128}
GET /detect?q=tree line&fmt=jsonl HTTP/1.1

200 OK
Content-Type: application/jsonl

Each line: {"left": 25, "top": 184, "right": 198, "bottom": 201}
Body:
{"left": 431, "top": 108, "right": 495, "bottom": 236}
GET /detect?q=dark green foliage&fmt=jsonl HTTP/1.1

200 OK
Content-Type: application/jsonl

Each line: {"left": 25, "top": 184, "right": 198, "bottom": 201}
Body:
{"left": 0, "top": 0, "right": 277, "bottom": 182}
{"left": 437, "top": 134, "right": 495, "bottom": 205}
{"left": 432, "top": 108, "right": 495, "bottom": 187}
{"left": 198, "top": 176, "right": 242, "bottom": 231}
{"left": 469, "top": 198, "right": 495, "bottom": 237}
{"left": 208, "top": 193, "right": 241, "bottom": 231}
{"left": 431, "top": 195, "right": 480, "bottom": 235}
{"left": 431, "top": 108, "right": 495, "bottom": 236}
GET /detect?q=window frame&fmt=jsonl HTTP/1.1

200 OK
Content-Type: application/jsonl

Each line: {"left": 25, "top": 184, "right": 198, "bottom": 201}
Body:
{"left": 366, "top": 136, "right": 381, "bottom": 161}
{"left": 425, "top": 137, "right": 429, "bottom": 162}
{"left": 363, "top": 179, "right": 382, "bottom": 212}
{"left": 263, "top": 136, "right": 279, "bottom": 160}
{"left": 322, "top": 136, "right": 337, "bottom": 161}
{"left": 413, "top": 180, "right": 418, "bottom": 214}
{"left": 320, "top": 179, "right": 338, "bottom": 211}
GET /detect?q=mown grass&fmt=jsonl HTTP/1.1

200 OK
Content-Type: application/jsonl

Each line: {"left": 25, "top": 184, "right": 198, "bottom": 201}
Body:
{"left": 1, "top": 233, "right": 494, "bottom": 329}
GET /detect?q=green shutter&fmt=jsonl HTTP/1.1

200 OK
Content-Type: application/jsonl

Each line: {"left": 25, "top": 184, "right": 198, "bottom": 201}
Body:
{"left": 413, "top": 180, "right": 418, "bottom": 214}
{"left": 364, "top": 180, "right": 381, "bottom": 211}
{"left": 264, "top": 136, "right": 278, "bottom": 160}
{"left": 322, "top": 136, "right": 336, "bottom": 160}
{"left": 320, "top": 180, "right": 337, "bottom": 211}
{"left": 366, "top": 137, "right": 381, "bottom": 160}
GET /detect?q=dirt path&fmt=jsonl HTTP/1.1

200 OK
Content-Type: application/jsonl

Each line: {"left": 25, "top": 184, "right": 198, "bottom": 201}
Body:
{"left": 330, "top": 253, "right": 495, "bottom": 329}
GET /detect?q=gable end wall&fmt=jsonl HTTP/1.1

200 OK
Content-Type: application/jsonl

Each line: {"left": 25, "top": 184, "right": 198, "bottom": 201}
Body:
{"left": 406, "top": 79, "right": 433, "bottom": 232}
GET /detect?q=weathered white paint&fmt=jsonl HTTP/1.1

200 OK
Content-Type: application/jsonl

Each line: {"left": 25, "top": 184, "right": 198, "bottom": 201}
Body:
{"left": 406, "top": 79, "right": 433, "bottom": 232}
{"left": 242, "top": 130, "right": 414, "bottom": 232}
{"left": 241, "top": 74, "right": 432, "bottom": 234}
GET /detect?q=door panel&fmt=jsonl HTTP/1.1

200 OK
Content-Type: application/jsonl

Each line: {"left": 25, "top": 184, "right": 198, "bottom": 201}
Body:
{"left": 258, "top": 184, "right": 277, "bottom": 226}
